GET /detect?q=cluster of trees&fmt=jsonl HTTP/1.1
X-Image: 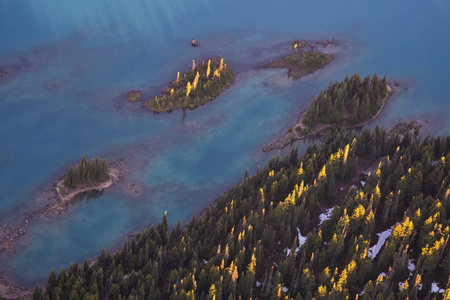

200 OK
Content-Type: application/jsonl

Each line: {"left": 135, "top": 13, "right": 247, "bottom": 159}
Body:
{"left": 63, "top": 156, "right": 109, "bottom": 189}
{"left": 303, "top": 73, "right": 389, "bottom": 127}
{"left": 36, "top": 127, "right": 450, "bottom": 299}
{"left": 284, "top": 51, "right": 329, "bottom": 70}
{"left": 272, "top": 50, "right": 332, "bottom": 79}
{"left": 303, "top": 51, "right": 329, "bottom": 69}
{"left": 144, "top": 57, "right": 233, "bottom": 112}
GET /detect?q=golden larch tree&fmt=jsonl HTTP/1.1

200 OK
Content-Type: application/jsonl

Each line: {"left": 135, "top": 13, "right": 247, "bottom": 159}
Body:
{"left": 219, "top": 58, "right": 224, "bottom": 71}
{"left": 193, "top": 72, "right": 200, "bottom": 90}
{"left": 186, "top": 82, "right": 192, "bottom": 98}
{"left": 206, "top": 59, "right": 211, "bottom": 77}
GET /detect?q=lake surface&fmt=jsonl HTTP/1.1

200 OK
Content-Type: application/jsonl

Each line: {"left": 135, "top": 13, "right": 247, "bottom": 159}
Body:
{"left": 1, "top": 0, "right": 449, "bottom": 288}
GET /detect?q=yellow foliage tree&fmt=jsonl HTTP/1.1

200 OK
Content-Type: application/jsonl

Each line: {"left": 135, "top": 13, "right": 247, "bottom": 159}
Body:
{"left": 319, "top": 165, "right": 327, "bottom": 180}
{"left": 351, "top": 204, "right": 365, "bottom": 222}
{"left": 392, "top": 217, "right": 414, "bottom": 242}
{"left": 206, "top": 59, "right": 211, "bottom": 77}
{"left": 193, "top": 72, "right": 200, "bottom": 90}
{"left": 186, "top": 82, "right": 192, "bottom": 98}
{"left": 208, "top": 284, "right": 216, "bottom": 299}
{"left": 317, "top": 285, "right": 327, "bottom": 298}
{"left": 219, "top": 58, "right": 224, "bottom": 71}
{"left": 247, "top": 254, "right": 256, "bottom": 275}
{"left": 192, "top": 60, "right": 195, "bottom": 71}
{"left": 177, "top": 72, "right": 180, "bottom": 82}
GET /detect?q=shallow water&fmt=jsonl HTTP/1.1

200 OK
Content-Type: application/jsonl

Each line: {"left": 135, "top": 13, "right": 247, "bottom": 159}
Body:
{"left": 0, "top": 0, "right": 449, "bottom": 287}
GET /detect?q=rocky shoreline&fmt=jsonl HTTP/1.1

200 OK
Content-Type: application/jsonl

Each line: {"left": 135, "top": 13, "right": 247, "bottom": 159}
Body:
{"left": 0, "top": 159, "right": 126, "bottom": 254}
{"left": 263, "top": 83, "right": 396, "bottom": 152}
{"left": 0, "top": 277, "right": 33, "bottom": 300}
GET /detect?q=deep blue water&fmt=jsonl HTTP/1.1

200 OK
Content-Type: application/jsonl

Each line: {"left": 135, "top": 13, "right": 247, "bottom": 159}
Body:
{"left": 1, "top": 0, "right": 449, "bottom": 288}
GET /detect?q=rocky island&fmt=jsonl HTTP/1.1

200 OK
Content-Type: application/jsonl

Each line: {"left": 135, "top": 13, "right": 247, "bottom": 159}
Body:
{"left": 264, "top": 73, "right": 394, "bottom": 151}
{"left": 124, "top": 90, "right": 143, "bottom": 102}
{"left": 144, "top": 57, "right": 233, "bottom": 112}
{"left": 263, "top": 40, "right": 333, "bottom": 79}
{"left": 55, "top": 156, "right": 120, "bottom": 204}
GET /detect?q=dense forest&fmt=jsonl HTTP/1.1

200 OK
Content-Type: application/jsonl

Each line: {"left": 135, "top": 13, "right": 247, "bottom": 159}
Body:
{"left": 63, "top": 156, "right": 109, "bottom": 189}
{"left": 35, "top": 126, "right": 450, "bottom": 299}
{"left": 303, "top": 74, "right": 389, "bottom": 127}
{"left": 144, "top": 57, "right": 233, "bottom": 112}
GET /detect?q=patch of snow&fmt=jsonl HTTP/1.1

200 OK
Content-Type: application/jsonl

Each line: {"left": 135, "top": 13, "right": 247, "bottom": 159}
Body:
{"left": 431, "top": 282, "right": 445, "bottom": 294}
{"left": 379, "top": 272, "right": 386, "bottom": 277}
{"left": 319, "top": 207, "right": 335, "bottom": 226}
{"left": 399, "top": 282, "right": 406, "bottom": 290}
{"left": 203, "top": 259, "right": 208, "bottom": 264}
{"left": 360, "top": 181, "right": 366, "bottom": 186}
{"left": 359, "top": 290, "right": 365, "bottom": 296}
{"left": 282, "top": 287, "right": 288, "bottom": 293}
{"left": 419, "top": 283, "right": 423, "bottom": 290}
{"left": 408, "top": 259, "right": 415, "bottom": 274}
{"left": 256, "top": 281, "right": 261, "bottom": 287}
{"left": 285, "top": 248, "right": 291, "bottom": 256}
{"left": 367, "top": 225, "right": 394, "bottom": 259}
{"left": 296, "top": 228, "right": 307, "bottom": 252}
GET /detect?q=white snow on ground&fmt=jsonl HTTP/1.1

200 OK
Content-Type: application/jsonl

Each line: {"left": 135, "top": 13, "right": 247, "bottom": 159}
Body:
{"left": 399, "top": 282, "right": 406, "bottom": 290}
{"left": 296, "top": 228, "right": 307, "bottom": 252}
{"left": 285, "top": 248, "right": 291, "bottom": 256}
{"left": 203, "top": 259, "right": 208, "bottom": 264}
{"left": 361, "top": 181, "right": 366, "bottom": 186}
{"left": 319, "top": 207, "right": 335, "bottom": 226}
{"left": 367, "top": 225, "right": 395, "bottom": 259}
{"left": 282, "top": 287, "right": 288, "bottom": 293}
{"left": 379, "top": 272, "right": 386, "bottom": 277}
{"left": 431, "top": 282, "right": 445, "bottom": 294}
{"left": 407, "top": 259, "right": 415, "bottom": 274}
{"left": 256, "top": 281, "right": 261, "bottom": 287}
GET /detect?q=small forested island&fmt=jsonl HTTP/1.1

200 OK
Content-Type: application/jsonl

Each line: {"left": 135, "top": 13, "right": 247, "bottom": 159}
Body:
{"left": 264, "top": 41, "right": 333, "bottom": 79}
{"left": 0, "top": 157, "right": 124, "bottom": 255}
{"left": 124, "top": 90, "right": 143, "bottom": 102}
{"left": 33, "top": 126, "right": 450, "bottom": 299}
{"left": 264, "top": 73, "right": 393, "bottom": 151}
{"left": 56, "top": 156, "right": 120, "bottom": 204}
{"left": 144, "top": 57, "right": 233, "bottom": 112}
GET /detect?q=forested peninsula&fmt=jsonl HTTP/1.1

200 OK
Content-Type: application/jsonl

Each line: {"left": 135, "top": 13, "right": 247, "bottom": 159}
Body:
{"left": 32, "top": 125, "right": 450, "bottom": 299}
{"left": 264, "top": 73, "right": 393, "bottom": 151}
{"left": 143, "top": 57, "right": 233, "bottom": 112}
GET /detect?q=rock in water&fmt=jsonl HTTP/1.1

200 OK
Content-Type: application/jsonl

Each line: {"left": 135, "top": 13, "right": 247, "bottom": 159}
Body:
{"left": 192, "top": 39, "right": 199, "bottom": 47}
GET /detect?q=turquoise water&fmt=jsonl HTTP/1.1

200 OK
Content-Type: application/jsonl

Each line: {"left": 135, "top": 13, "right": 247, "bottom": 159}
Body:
{"left": 1, "top": 0, "right": 449, "bottom": 287}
